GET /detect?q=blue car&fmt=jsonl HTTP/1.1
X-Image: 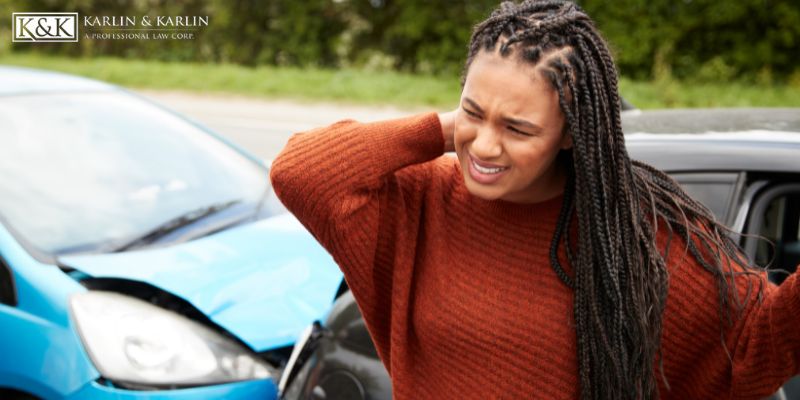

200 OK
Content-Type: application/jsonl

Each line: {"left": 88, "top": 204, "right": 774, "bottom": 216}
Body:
{"left": 0, "top": 66, "right": 344, "bottom": 399}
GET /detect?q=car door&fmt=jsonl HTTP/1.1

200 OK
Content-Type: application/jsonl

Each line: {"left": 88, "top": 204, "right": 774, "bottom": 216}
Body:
{"left": 740, "top": 176, "right": 800, "bottom": 400}
{"left": 743, "top": 181, "right": 800, "bottom": 283}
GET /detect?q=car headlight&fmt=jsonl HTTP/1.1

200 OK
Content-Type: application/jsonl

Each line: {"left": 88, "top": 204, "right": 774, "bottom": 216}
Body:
{"left": 69, "top": 290, "right": 271, "bottom": 386}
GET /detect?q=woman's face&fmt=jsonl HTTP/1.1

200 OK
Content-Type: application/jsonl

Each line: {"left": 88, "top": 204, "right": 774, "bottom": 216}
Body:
{"left": 455, "top": 50, "right": 572, "bottom": 203}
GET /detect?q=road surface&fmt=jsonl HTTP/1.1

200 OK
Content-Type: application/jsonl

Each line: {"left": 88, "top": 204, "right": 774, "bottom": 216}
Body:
{"left": 138, "top": 90, "right": 430, "bottom": 161}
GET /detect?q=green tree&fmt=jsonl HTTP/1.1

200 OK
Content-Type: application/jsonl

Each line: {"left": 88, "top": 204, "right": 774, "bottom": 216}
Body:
{"left": 581, "top": 0, "right": 800, "bottom": 81}
{"left": 343, "top": 0, "right": 497, "bottom": 74}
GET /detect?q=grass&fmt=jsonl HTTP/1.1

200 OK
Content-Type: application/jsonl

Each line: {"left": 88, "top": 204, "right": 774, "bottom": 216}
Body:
{"left": 2, "top": 53, "right": 459, "bottom": 109}
{"left": 618, "top": 78, "right": 800, "bottom": 109}
{"left": 3, "top": 53, "right": 798, "bottom": 109}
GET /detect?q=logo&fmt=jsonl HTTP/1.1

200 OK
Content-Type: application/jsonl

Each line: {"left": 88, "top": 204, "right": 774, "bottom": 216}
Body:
{"left": 12, "top": 13, "right": 78, "bottom": 42}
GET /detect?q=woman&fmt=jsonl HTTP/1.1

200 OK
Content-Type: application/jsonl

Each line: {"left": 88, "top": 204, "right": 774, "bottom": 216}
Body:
{"left": 270, "top": 1, "right": 800, "bottom": 399}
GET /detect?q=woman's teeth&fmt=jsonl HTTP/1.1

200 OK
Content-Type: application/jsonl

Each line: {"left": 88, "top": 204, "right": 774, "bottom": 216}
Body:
{"left": 472, "top": 160, "right": 508, "bottom": 174}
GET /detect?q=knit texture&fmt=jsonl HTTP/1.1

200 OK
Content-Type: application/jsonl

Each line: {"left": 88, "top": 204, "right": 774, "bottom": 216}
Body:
{"left": 270, "top": 111, "right": 800, "bottom": 399}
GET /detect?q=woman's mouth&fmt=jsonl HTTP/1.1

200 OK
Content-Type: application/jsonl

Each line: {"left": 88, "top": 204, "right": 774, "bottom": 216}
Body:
{"left": 467, "top": 154, "right": 509, "bottom": 184}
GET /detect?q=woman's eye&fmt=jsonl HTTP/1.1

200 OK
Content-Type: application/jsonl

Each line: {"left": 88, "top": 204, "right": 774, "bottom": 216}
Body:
{"left": 463, "top": 109, "right": 480, "bottom": 119}
{"left": 508, "top": 126, "right": 531, "bottom": 136}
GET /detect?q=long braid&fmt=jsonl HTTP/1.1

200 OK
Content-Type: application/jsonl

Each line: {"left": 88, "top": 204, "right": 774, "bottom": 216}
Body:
{"left": 462, "top": 1, "right": 766, "bottom": 399}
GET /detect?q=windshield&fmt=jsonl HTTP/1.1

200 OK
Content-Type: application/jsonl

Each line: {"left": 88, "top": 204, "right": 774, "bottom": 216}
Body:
{"left": 0, "top": 91, "right": 271, "bottom": 255}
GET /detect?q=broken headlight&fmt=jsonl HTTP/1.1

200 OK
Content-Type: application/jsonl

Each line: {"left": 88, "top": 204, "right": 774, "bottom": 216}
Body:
{"left": 69, "top": 291, "right": 271, "bottom": 387}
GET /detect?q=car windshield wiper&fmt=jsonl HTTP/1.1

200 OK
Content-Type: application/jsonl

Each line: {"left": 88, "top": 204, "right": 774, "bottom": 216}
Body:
{"left": 109, "top": 199, "right": 242, "bottom": 252}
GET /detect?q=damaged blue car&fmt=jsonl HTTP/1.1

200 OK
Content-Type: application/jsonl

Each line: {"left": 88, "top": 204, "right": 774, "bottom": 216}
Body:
{"left": 0, "top": 66, "right": 344, "bottom": 399}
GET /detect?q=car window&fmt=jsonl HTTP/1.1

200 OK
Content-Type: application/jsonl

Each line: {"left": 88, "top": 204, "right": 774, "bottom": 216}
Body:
{"left": 0, "top": 92, "right": 270, "bottom": 255}
{"left": 751, "top": 191, "right": 800, "bottom": 283}
{"left": 671, "top": 173, "right": 739, "bottom": 223}
{"left": 742, "top": 183, "right": 800, "bottom": 283}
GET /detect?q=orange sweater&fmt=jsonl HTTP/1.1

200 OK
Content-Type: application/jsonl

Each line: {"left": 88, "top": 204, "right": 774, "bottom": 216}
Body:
{"left": 270, "top": 111, "right": 800, "bottom": 399}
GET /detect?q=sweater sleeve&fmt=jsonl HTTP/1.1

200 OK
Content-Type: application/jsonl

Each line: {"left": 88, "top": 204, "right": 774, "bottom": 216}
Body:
{"left": 726, "top": 267, "right": 800, "bottom": 399}
{"left": 658, "top": 225, "right": 800, "bottom": 398}
{"left": 269, "top": 112, "right": 444, "bottom": 353}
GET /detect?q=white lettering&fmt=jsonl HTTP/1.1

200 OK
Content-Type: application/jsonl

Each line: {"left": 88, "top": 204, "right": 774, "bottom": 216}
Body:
{"left": 84, "top": 16, "right": 136, "bottom": 27}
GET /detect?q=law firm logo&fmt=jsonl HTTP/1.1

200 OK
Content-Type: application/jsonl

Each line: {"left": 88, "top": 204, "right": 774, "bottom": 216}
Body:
{"left": 13, "top": 13, "right": 79, "bottom": 42}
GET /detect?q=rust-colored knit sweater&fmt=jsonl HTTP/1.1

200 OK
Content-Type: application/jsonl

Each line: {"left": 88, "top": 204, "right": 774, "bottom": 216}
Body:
{"left": 270, "top": 111, "right": 800, "bottom": 399}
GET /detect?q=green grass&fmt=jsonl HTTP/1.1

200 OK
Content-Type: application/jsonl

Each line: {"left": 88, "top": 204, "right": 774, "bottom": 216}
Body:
{"left": 2, "top": 53, "right": 460, "bottom": 109}
{"left": 3, "top": 53, "right": 799, "bottom": 109}
{"left": 618, "top": 78, "right": 800, "bottom": 109}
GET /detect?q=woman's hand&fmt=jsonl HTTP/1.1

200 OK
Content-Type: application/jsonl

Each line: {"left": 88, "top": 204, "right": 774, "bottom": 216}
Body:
{"left": 438, "top": 108, "right": 458, "bottom": 153}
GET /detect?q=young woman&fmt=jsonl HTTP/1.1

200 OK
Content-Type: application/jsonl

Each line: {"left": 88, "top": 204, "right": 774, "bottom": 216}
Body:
{"left": 270, "top": 1, "right": 800, "bottom": 398}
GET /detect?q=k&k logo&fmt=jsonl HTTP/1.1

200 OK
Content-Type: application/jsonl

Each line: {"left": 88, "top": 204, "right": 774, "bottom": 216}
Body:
{"left": 12, "top": 12, "right": 79, "bottom": 42}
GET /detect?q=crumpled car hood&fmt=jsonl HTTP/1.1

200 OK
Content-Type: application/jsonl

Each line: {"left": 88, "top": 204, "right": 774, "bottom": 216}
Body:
{"left": 59, "top": 213, "right": 343, "bottom": 352}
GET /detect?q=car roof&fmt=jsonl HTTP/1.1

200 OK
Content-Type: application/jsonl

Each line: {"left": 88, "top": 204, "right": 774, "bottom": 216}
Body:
{"left": 0, "top": 65, "right": 115, "bottom": 96}
{"left": 623, "top": 108, "right": 800, "bottom": 174}
{"left": 623, "top": 108, "right": 800, "bottom": 134}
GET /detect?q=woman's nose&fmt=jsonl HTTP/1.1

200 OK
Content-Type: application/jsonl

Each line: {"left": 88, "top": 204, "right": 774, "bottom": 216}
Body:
{"left": 470, "top": 126, "right": 502, "bottom": 159}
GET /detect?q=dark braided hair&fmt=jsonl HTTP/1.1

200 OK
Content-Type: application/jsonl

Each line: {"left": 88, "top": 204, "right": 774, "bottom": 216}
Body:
{"left": 461, "top": 1, "right": 766, "bottom": 399}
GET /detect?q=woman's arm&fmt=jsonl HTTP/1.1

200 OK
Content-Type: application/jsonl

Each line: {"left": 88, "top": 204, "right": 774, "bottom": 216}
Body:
{"left": 658, "top": 227, "right": 800, "bottom": 398}
{"left": 270, "top": 109, "right": 456, "bottom": 242}
{"left": 727, "top": 269, "right": 800, "bottom": 398}
{"left": 269, "top": 111, "right": 454, "bottom": 300}
{"left": 270, "top": 111, "right": 456, "bottom": 369}
{"left": 270, "top": 111, "right": 443, "bottom": 236}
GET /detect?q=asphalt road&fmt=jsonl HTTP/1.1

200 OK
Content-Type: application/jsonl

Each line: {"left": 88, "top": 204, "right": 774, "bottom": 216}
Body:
{"left": 137, "top": 90, "right": 425, "bottom": 161}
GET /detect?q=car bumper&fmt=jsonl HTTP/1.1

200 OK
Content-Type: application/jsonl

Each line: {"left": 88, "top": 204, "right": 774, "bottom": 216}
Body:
{"left": 64, "top": 378, "right": 278, "bottom": 399}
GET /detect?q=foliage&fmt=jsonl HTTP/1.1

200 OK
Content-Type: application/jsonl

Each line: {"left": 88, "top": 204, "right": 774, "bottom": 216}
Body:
{"left": 3, "top": 0, "right": 798, "bottom": 81}
{"left": 341, "top": 0, "right": 496, "bottom": 74}
{"left": 581, "top": 0, "right": 800, "bottom": 81}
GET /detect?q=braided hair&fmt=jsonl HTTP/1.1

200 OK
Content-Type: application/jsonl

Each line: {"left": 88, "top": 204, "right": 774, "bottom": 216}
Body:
{"left": 462, "top": 1, "right": 766, "bottom": 399}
